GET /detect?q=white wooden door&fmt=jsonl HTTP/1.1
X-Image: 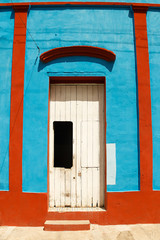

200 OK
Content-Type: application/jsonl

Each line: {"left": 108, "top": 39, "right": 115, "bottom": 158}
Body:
{"left": 49, "top": 84, "right": 105, "bottom": 208}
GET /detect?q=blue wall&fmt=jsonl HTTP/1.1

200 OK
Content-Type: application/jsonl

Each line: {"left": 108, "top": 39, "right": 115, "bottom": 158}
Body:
{"left": 147, "top": 9, "right": 160, "bottom": 191}
{"left": 22, "top": 7, "right": 139, "bottom": 193}
{"left": 0, "top": 9, "right": 14, "bottom": 190}
{"left": 0, "top": 0, "right": 160, "bottom": 3}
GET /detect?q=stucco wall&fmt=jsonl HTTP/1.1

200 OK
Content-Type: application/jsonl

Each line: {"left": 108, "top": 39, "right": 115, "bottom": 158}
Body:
{"left": 147, "top": 9, "right": 160, "bottom": 191}
{"left": 0, "top": 9, "right": 14, "bottom": 190}
{"left": 22, "top": 7, "right": 139, "bottom": 193}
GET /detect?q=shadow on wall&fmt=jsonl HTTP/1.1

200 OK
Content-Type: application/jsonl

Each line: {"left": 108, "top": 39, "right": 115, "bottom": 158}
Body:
{"left": 38, "top": 56, "right": 115, "bottom": 73}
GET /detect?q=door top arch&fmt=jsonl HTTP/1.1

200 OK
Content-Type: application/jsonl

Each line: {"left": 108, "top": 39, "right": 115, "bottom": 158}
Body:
{"left": 40, "top": 46, "right": 116, "bottom": 63}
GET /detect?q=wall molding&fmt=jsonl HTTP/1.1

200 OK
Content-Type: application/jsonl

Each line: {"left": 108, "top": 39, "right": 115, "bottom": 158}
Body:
{"left": 0, "top": 2, "right": 160, "bottom": 8}
{"left": 9, "top": 6, "right": 28, "bottom": 193}
{"left": 133, "top": 4, "right": 153, "bottom": 192}
{"left": 40, "top": 46, "right": 116, "bottom": 63}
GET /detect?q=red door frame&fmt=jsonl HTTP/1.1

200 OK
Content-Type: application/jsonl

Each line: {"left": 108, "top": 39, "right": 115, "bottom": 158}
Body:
{"left": 48, "top": 76, "right": 107, "bottom": 210}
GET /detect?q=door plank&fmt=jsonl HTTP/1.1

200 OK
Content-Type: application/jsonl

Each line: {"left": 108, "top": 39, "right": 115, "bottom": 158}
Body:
{"left": 92, "top": 86, "right": 100, "bottom": 207}
{"left": 54, "top": 85, "right": 61, "bottom": 207}
{"left": 92, "top": 121, "right": 100, "bottom": 207}
{"left": 60, "top": 86, "right": 65, "bottom": 207}
{"left": 87, "top": 86, "right": 93, "bottom": 207}
{"left": 49, "top": 86, "right": 55, "bottom": 207}
{"left": 81, "top": 86, "right": 88, "bottom": 207}
{"left": 65, "top": 86, "right": 71, "bottom": 206}
{"left": 76, "top": 86, "right": 82, "bottom": 207}
{"left": 99, "top": 85, "right": 105, "bottom": 207}
{"left": 70, "top": 86, "right": 76, "bottom": 207}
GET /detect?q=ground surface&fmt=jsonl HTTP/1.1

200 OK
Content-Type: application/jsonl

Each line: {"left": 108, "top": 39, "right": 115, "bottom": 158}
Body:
{"left": 0, "top": 224, "right": 160, "bottom": 240}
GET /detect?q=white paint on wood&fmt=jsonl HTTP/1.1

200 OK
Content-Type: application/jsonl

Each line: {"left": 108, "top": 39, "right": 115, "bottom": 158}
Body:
{"left": 99, "top": 85, "right": 105, "bottom": 207}
{"left": 76, "top": 86, "right": 82, "bottom": 207}
{"left": 81, "top": 121, "right": 88, "bottom": 207}
{"left": 107, "top": 143, "right": 116, "bottom": 185}
{"left": 65, "top": 86, "right": 71, "bottom": 206}
{"left": 92, "top": 122, "right": 99, "bottom": 207}
{"left": 54, "top": 85, "right": 61, "bottom": 207}
{"left": 70, "top": 86, "right": 76, "bottom": 207}
{"left": 49, "top": 84, "right": 105, "bottom": 208}
{"left": 49, "top": 85, "right": 55, "bottom": 207}
{"left": 60, "top": 86, "right": 65, "bottom": 207}
{"left": 49, "top": 207, "right": 106, "bottom": 212}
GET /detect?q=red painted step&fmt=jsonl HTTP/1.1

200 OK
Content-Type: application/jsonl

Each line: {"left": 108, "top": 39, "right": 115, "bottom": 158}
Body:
{"left": 44, "top": 220, "right": 90, "bottom": 231}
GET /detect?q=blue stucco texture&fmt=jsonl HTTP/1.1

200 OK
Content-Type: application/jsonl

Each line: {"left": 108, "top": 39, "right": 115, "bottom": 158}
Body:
{"left": 0, "top": 0, "right": 160, "bottom": 3}
{"left": 22, "top": 7, "right": 139, "bottom": 192}
{"left": 0, "top": 10, "right": 14, "bottom": 191}
{"left": 147, "top": 10, "right": 160, "bottom": 191}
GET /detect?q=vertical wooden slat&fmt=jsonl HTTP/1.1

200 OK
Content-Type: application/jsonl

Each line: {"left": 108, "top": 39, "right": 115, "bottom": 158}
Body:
{"left": 49, "top": 86, "right": 55, "bottom": 207}
{"left": 54, "top": 85, "right": 61, "bottom": 207}
{"left": 60, "top": 86, "right": 65, "bottom": 207}
{"left": 81, "top": 121, "right": 88, "bottom": 207}
{"left": 99, "top": 85, "right": 105, "bottom": 207}
{"left": 81, "top": 86, "right": 88, "bottom": 207}
{"left": 76, "top": 86, "right": 82, "bottom": 206}
{"left": 92, "top": 86, "right": 99, "bottom": 207}
{"left": 65, "top": 86, "right": 71, "bottom": 206}
{"left": 92, "top": 122, "right": 100, "bottom": 207}
{"left": 70, "top": 86, "right": 76, "bottom": 207}
{"left": 87, "top": 86, "right": 93, "bottom": 207}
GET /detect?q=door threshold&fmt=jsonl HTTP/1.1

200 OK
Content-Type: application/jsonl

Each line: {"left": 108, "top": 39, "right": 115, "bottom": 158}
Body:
{"left": 48, "top": 207, "right": 106, "bottom": 212}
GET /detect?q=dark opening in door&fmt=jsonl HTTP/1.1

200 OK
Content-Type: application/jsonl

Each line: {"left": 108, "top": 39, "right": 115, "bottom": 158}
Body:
{"left": 53, "top": 121, "right": 73, "bottom": 168}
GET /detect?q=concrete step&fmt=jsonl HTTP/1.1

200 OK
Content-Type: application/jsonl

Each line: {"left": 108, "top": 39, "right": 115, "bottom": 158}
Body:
{"left": 44, "top": 220, "right": 90, "bottom": 231}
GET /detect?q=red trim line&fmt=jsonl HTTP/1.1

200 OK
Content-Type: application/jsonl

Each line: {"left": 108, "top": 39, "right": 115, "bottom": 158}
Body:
{"left": 9, "top": 7, "right": 28, "bottom": 192}
{"left": 0, "top": 2, "right": 160, "bottom": 8}
{"left": 133, "top": 7, "right": 153, "bottom": 191}
{"left": 40, "top": 46, "right": 116, "bottom": 63}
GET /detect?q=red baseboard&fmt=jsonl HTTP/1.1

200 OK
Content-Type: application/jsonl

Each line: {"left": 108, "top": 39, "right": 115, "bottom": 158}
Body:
{"left": 0, "top": 192, "right": 47, "bottom": 226}
{"left": 0, "top": 191, "right": 160, "bottom": 226}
